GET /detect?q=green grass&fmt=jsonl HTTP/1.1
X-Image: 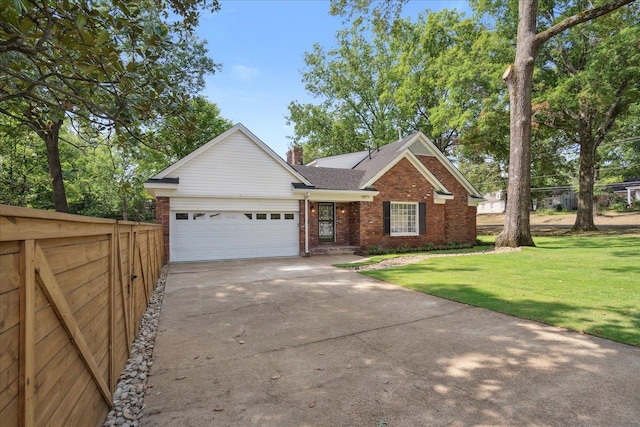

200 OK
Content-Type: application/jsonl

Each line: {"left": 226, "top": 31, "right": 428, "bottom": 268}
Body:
{"left": 362, "top": 235, "right": 640, "bottom": 346}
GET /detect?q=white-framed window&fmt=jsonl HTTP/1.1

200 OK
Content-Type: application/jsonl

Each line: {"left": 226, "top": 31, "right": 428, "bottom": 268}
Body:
{"left": 390, "top": 202, "right": 418, "bottom": 236}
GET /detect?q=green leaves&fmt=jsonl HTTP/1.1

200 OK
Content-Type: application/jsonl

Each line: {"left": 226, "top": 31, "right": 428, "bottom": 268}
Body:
{"left": 288, "top": 9, "right": 507, "bottom": 159}
{"left": 96, "top": 30, "right": 110, "bottom": 46}
{"left": 0, "top": 0, "right": 221, "bottom": 211}
{"left": 76, "top": 14, "right": 87, "bottom": 29}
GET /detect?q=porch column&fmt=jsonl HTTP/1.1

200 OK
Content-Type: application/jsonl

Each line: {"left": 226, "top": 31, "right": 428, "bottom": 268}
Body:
{"left": 304, "top": 196, "right": 309, "bottom": 255}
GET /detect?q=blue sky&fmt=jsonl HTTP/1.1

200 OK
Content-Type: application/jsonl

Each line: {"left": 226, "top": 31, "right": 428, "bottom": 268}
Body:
{"left": 197, "top": 0, "right": 471, "bottom": 159}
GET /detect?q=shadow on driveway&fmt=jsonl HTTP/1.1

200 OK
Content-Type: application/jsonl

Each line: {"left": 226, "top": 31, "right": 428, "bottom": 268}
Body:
{"left": 141, "top": 256, "right": 640, "bottom": 426}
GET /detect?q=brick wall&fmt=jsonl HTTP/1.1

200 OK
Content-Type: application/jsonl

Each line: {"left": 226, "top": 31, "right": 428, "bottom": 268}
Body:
{"left": 420, "top": 155, "right": 474, "bottom": 244}
{"left": 298, "top": 201, "right": 356, "bottom": 252}
{"left": 357, "top": 156, "right": 476, "bottom": 251}
{"left": 335, "top": 202, "right": 351, "bottom": 245}
{"left": 155, "top": 196, "right": 170, "bottom": 262}
{"left": 348, "top": 202, "right": 360, "bottom": 246}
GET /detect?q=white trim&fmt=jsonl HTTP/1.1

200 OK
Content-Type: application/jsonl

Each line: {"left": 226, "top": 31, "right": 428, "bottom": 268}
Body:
{"left": 304, "top": 196, "right": 309, "bottom": 255}
{"left": 144, "top": 182, "right": 178, "bottom": 190}
{"left": 398, "top": 132, "right": 483, "bottom": 198}
{"left": 434, "top": 193, "right": 455, "bottom": 204}
{"left": 150, "top": 123, "right": 312, "bottom": 186}
{"left": 292, "top": 187, "right": 379, "bottom": 202}
{"left": 390, "top": 201, "right": 419, "bottom": 236}
{"left": 360, "top": 150, "right": 451, "bottom": 195}
{"left": 467, "top": 195, "right": 486, "bottom": 207}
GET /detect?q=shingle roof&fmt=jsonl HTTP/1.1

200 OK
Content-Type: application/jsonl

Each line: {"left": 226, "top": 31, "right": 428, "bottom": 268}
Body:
{"left": 292, "top": 165, "right": 366, "bottom": 190}
{"left": 293, "top": 133, "right": 418, "bottom": 190}
{"left": 609, "top": 178, "right": 640, "bottom": 192}
{"left": 291, "top": 131, "right": 481, "bottom": 198}
{"left": 353, "top": 133, "right": 418, "bottom": 187}
{"left": 308, "top": 150, "right": 369, "bottom": 168}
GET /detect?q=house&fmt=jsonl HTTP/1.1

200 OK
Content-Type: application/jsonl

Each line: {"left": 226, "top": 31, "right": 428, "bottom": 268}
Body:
{"left": 610, "top": 177, "right": 640, "bottom": 207}
{"left": 541, "top": 189, "right": 577, "bottom": 211}
{"left": 477, "top": 190, "right": 506, "bottom": 214}
{"left": 144, "top": 124, "right": 484, "bottom": 262}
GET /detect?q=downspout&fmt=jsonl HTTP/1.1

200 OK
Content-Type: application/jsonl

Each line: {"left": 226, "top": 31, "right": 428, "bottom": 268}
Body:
{"left": 304, "top": 193, "right": 310, "bottom": 256}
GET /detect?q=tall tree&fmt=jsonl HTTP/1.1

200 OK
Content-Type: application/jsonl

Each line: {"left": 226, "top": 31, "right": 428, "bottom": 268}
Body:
{"left": 533, "top": 7, "right": 640, "bottom": 229}
{"left": 287, "top": 18, "right": 401, "bottom": 160}
{"left": 392, "top": 10, "right": 507, "bottom": 153}
{"left": 0, "top": 0, "right": 219, "bottom": 212}
{"left": 138, "top": 96, "right": 234, "bottom": 177}
{"left": 331, "top": 0, "right": 637, "bottom": 247}
{"left": 1, "top": 97, "right": 232, "bottom": 220}
{"left": 288, "top": 10, "right": 501, "bottom": 161}
{"left": 477, "top": 0, "right": 637, "bottom": 246}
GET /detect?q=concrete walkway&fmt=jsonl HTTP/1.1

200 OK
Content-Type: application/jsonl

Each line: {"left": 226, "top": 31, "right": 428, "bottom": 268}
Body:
{"left": 141, "top": 256, "right": 640, "bottom": 426}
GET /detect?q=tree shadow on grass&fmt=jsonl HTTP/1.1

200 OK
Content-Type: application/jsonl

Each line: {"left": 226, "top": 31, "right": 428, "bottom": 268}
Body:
{"left": 537, "top": 236, "right": 640, "bottom": 250}
{"left": 372, "top": 278, "right": 640, "bottom": 347}
{"left": 424, "top": 284, "right": 640, "bottom": 346}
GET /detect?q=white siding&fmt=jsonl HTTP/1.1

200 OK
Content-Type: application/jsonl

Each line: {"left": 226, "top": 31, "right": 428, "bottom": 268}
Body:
{"left": 166, "top": 132, "right": 301, "bottom": 199}
{"left": 171, "top": 197, "right": 298, "bottom": 212}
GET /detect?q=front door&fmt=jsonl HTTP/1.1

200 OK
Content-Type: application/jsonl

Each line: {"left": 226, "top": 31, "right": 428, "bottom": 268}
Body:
{"left": 318, "top": 202, "right": 335, "bottom": 242}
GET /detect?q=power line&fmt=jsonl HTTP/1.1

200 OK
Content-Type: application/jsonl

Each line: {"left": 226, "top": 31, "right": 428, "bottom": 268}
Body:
{"left": 492, "top": 163, "right": 640, "bottom": 181}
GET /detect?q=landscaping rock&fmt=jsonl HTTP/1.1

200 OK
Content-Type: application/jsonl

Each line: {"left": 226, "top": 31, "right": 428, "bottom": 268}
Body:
{"left": 103, "top": 266, "right": 167, "bottom": 426}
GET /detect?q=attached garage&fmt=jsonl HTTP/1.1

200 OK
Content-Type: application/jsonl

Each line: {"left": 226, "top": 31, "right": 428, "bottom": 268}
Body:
{"left": 170, "top": 209, "right": 299, "bottom": 262}
{"left": 144, "top": 124, "right": 311, "bottom": 262}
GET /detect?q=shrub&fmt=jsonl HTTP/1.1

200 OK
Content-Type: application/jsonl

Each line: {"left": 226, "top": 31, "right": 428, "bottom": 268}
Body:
{"left": 365, "top": 242, "right": 475, "bottom": 256}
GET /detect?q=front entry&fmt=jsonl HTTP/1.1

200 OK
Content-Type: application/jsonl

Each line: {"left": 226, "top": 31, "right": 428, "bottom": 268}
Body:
{"left": 318, "top": 202, "right": 335, "bottom": 242}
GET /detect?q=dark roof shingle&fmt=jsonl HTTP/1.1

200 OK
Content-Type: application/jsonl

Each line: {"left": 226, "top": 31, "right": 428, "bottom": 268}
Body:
{"left": 292, "top": 165, "right": 366, "bottom": 190}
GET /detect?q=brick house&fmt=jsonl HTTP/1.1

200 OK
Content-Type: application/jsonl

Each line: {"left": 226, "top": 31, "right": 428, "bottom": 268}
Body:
{"left": 144, "top": 124, "right": 483, "bottom": 262}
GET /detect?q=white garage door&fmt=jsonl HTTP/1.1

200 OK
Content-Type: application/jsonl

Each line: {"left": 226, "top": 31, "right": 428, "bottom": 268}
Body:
{"left": 171, "top": 210, "right": 299, "bottom": 262}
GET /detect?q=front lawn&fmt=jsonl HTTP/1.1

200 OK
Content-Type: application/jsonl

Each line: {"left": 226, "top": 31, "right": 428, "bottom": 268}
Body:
{"left": 362, "top": 235, "right": 640, "bottom": 346}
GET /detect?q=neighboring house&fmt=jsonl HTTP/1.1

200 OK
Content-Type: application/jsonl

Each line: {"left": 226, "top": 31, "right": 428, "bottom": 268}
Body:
{"left": 144, "top": 124, "right": 484, "bottom": 262}
{"left": 477, "top": 191, "right": 506, "bottom": 214}
{"left": 610, "top": 178, "right": 640, "bottom": 207}
{"left": 541, "top": 189, "right": 578, "bottom": 211}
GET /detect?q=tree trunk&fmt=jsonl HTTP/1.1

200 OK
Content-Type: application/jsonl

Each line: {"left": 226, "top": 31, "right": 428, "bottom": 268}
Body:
{"left": 122, "top": 196, "right": 128, "bottom": 221}
{"left": 573, "top": 136, "right": 599, "bottom": 231}
{"left": 43, "top": 121, "right": 69, "bottom": 213}
{"left": 495, "top": 0, "right": 538, "bottom": 248}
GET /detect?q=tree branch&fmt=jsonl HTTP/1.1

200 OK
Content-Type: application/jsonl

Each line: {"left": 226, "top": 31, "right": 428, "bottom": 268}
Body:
{"left": 595, "top": 82, "right": 628, "bottom": 144}
{"left": 535, "top": 0, "right": 637, "bottom": 47}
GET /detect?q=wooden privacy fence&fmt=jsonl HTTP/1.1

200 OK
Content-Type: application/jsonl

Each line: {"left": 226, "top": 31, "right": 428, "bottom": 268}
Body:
{"left": 0, "top": 205, "right": 164, "bottom": 427}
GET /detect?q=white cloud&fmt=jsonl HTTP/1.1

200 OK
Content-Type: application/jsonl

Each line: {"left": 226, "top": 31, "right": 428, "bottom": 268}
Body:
{"left": 231, "top": 65, "right": 260, "bottom": 82}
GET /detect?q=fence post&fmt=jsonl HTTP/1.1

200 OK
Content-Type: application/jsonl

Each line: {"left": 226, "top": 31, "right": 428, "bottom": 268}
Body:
{"left": 19, "top": 240, "right": 35, "bottom": 427}
{"left": 109, "top": 224, "right": 117, "bottom": 391}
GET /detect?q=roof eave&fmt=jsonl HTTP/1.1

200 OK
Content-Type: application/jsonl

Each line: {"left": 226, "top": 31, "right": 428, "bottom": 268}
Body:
{"left": 292, "top": 187, "right": 379, "bottom": 202}
{"left": 468, "top": 195, "right": 486, "bottom": 206}
{"left": 360, "top": 150, "right": 451, "bottom": 195}
{"left": 150, "top": 123, "right": 312, "bottom": 186}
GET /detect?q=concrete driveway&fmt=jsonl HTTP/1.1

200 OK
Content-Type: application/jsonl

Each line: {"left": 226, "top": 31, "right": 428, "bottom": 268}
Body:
{"left": 142, "top": 256, "right": 640, "bottom": 426}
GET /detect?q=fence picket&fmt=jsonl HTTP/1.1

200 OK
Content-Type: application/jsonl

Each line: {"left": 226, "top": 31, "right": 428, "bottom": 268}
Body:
{"left": 0, "top": 205, "right": 163, "bottom": 427}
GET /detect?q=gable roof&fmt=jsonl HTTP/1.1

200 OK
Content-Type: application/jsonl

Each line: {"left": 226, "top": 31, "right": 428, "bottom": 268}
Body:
{"left": 149, "top": 123, "right": 310, "bottom": 185}
{"left": 298, "top": 131, "right": 482, "bottom": 198}
{"left": 354, "top": 132, "right": 482, "bottom": 197}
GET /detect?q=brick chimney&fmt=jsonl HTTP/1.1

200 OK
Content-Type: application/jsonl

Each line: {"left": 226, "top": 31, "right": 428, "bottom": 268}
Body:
{"left": 286, "top": 146, "right": 303, "bottom": 165}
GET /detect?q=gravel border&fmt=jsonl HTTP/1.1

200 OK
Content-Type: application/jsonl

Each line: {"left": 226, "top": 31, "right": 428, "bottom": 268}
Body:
{"left": 103, "top": 265, "right": 168, "bottom": 427}
{"left": 348, "top": 247, "right": 521, "bottom": 271}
